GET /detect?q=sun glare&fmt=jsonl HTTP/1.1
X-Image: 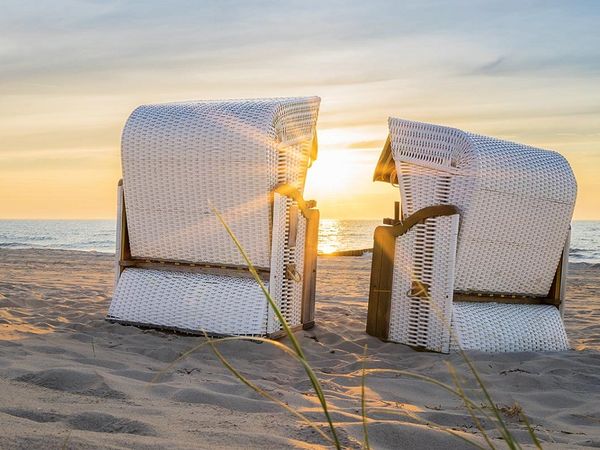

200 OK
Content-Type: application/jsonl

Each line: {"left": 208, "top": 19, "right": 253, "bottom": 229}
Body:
{"left": 305, "top": 151, "right": 352, "bottom": 196}
{"left": 305, "top": 127, "right": 383, "bottom": 200}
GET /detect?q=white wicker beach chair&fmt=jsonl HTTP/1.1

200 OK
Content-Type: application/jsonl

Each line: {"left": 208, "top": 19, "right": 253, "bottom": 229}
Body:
{"left": 107, "top": 97, "right": 321, "bottom": 337}
{"left": 367, "top": 118, "right": 576, "bottom": 353}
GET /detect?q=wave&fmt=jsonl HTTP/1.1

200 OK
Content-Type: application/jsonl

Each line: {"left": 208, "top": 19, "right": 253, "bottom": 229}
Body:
{"left": 74, "top": 240, "right": 114, "bottom": 246}
{"left": 0, "top": 235, "right": 53, "bottom": 241}
{"left": 0, "top": 241, "right": 114, "bottom": 253}
{"left": 569, "top": 261, "right": 600, "bottom": 269}
{"left": 0, "top": 243, "right": 29, "bottom": 248}
{"left": 569, "top": 247, "right": 600, "bottom": 254}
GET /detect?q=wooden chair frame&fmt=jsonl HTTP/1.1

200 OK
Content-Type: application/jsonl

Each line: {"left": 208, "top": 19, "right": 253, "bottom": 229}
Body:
{"left": 366, "top": 201, "right": 569, "bottom": 341}
{"left": 114, "top": 179, "right": 319, "bottom": 335}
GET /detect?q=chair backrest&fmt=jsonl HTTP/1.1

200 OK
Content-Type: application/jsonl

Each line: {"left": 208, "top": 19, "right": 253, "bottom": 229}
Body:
{"left": 385, "top": 117, "right": 577, "bottom": 297}
{"left": 121, "top": 97, "right": 320, "bottom": 269}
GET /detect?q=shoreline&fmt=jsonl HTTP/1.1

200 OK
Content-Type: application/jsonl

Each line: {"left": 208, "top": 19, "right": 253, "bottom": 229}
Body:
{"left": 2, "top": 245, "right": 600, "bottom": 267}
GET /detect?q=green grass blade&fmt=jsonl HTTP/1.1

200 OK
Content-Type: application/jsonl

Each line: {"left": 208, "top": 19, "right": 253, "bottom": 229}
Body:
{"left": 409, "top": 274, "right": 534, "bottom": 449}
{"left": 361, "top": 345, "right": 370, "bottom": 450}
{"left": 152, "top": 207, "right": 536, "bottom": 450}
{"left": 61, "top": 430, "right": 72, "bottom": 450}
{"left": 447, "top": 362, "right": 497, "bottom": 450}
{"left": 363, "top": 368, "right": 495, "bottom": 422}
{"left": 213, "top": 207, "right": 305, "bottom": 358}
{"left": 213, "top": 206, "right": 341, "bottom": 448}
{"left": 518, "top": 407, "right": 543, "bottom": 449}
{"left": 204, "top": 332, "right": 334, "bottom": 444}
{"left": 152, "top": 335, "right": 335, "bottom": 443}
{"left": 367, "top": 407, "right": 487, "bottom": 450}
{"left": 152, "top": 336, "right": 324, "bottom": 384}
{"left": 455, "top": 347, "right": 521, "bottom": 450}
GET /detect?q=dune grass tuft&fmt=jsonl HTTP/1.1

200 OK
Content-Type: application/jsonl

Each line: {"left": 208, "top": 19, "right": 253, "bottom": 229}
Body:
{"left": 153, "top": 210, "right": 543, "bottom": 449}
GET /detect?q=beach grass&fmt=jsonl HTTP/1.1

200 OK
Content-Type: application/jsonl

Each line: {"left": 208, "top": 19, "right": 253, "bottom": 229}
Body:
{"left": 153, "top": 210, "right": 543, "bottom": 449}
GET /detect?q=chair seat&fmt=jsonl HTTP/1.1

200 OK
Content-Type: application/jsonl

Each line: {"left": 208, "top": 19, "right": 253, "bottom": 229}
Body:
{"left": 451, "top": 302, "right": 569, "bottom": 352}
{"left": 108, "top": 268, "right": 269, "bottom": 336}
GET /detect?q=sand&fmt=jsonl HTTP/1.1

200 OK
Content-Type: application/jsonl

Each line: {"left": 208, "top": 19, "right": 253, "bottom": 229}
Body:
{"left": 0, "top": 248, "right": 599, "bottom": 449}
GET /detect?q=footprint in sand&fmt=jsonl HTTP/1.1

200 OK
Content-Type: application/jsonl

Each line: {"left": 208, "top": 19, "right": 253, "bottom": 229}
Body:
{"left": 66, "top": 412, "right": 156, "bottom": 436}
{"left": 14, "top": 368, "right": 126, "bottom": 399}
{"left": 2, "top": 408, "right": 156, "bottom": 436}
{"left": 1, "top": 407, "right": 65, "bottom": 423}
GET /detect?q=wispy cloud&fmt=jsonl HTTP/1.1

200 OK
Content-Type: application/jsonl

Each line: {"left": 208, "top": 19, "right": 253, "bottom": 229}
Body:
{"left": 1, "top": 0, "right": 600, "bottom": 218}
{"left": 470, "top": 54, "right": 600, "bottom": 76}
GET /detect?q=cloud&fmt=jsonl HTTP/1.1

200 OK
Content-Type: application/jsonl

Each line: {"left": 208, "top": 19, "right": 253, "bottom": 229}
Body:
{"left": 474, "top": 56, "right": 507, "bottom": 74}
{"left": 470, "top": 54, "right": 600, "bottom": 77}
{"left": 2, "top": 0, "right": 600, "bottom": 218}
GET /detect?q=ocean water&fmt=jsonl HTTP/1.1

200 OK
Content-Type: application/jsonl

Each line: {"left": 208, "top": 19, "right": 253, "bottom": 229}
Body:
{"left": 0, "top": 219, "right": 598, "bottom": 264}
{"left": 0, "top": 220, "right": 115, "bottom": 253}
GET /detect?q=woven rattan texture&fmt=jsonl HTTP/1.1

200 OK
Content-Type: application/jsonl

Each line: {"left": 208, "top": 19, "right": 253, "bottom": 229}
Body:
{"left": 451, "top": 302, "right": 569, "bottom": 352}
{"left": 112, "top": 97, "right": 319, "bottom": 336}
{"left": 109, "top": 268, "right": 270, "bottom": 335}
{"left": 291, "top": 214, "right": 308, "bottom": 325}
{"left": 389, "top": 215, "right": 459, "bottom": 353}
{"left": 266, "top": 149, "right": 309, "bottom": 332}
{"left": 389, "top": 117, "right": 576, "bottom": 296}
{"left": 122, "top": 97, "right": 320, "bottom": 268}
{"left": 386, "top": 118, "right": 574, "bottom": 352}
{"left": 268, "top": 194, "right": 289, "bottom": 333}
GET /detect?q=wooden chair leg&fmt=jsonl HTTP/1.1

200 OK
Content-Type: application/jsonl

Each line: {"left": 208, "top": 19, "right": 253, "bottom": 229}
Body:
{"left": 366, "top": 226, "right": 395, "bottom": 340}
{"left": 301, "top": 209, "right": 319, "bottom": 329}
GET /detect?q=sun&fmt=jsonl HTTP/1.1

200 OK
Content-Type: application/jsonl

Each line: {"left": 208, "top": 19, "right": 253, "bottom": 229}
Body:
{"left": 304, "top": 151, "right": 353, "bottom": 197}
{"left": 304, "top": 127, "right": 374, "bottom": 198}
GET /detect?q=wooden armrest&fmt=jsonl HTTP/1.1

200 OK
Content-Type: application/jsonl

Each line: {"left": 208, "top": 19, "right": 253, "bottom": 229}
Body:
{"left": 390, "top": 205, "right": 459, "bottom": 238}
{"left": 274, "top": 184, "right": 317, "bottom": 217}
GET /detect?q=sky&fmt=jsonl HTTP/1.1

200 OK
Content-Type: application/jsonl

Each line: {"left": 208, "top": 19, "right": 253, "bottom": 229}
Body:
{"left": 1, "top": 0, "right": 599, "bottom": 220}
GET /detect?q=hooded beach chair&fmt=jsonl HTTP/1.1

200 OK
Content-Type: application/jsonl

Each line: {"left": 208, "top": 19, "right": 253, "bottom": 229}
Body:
{"left": 367, "top": 118, "right": 576, "bottom": 353}
{"left": 108, "top": 97, "right": 321, "bottom": 337}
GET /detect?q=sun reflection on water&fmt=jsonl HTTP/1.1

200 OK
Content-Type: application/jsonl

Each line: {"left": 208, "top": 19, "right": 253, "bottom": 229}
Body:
{"left": 318, "top": 219, "right": 379, "bottom": 254}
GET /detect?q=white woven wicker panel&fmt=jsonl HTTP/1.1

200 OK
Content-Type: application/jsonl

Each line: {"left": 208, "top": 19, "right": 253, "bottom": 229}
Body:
{"left": 267, "top": 193, "right": 288, "bottom": 333}
{"left": 265, "top": 199, "right": 306, "bottom": 332}
{"left": 122, "top": 97, "right": 320, "bottom": 268}
{"left": 388, "top": 215, "right": 460, "bottom": 353}
{"left": 279, "top": 199, "right": 295, "bottom": 327}
{"left": 456, "top": 193, "right": 574, "bottom": 295}
{"left": 277, "top": 208, "right": 306, "bottom": 329}
{"left": 268, "top": 203, "right": 306, "bottom": 333}
{"left": 108, "top": 268, "right": 269, "bottom": 336}
{"left": 279, "top": 140, "right": 311, "bottom": 193}
{"left": 389, "top": 226, "right": 417, "bottom": 345}
{"left": 451, "top": 302, "right": 569, "bottom": 352}
{"left": 389, "top": 117, "right": 576, "bottom": 297}
{"left": 469, "top": 134, "right": 576, "bottom": 202}
{"left": 291, "top": 213, "right": 307, "bottom": 326}
{"left": 265, "top": 133, "right": 311, "bottom": 333}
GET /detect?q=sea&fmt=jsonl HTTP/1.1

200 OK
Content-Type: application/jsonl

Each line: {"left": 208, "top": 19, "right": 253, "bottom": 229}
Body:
{"left": 0, "top": 219, "right": 599, "bottom": 265}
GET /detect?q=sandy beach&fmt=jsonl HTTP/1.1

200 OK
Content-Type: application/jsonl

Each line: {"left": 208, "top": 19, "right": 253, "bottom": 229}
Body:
{"left": 0, "top": 248, "right": 599, "bottom": 449}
